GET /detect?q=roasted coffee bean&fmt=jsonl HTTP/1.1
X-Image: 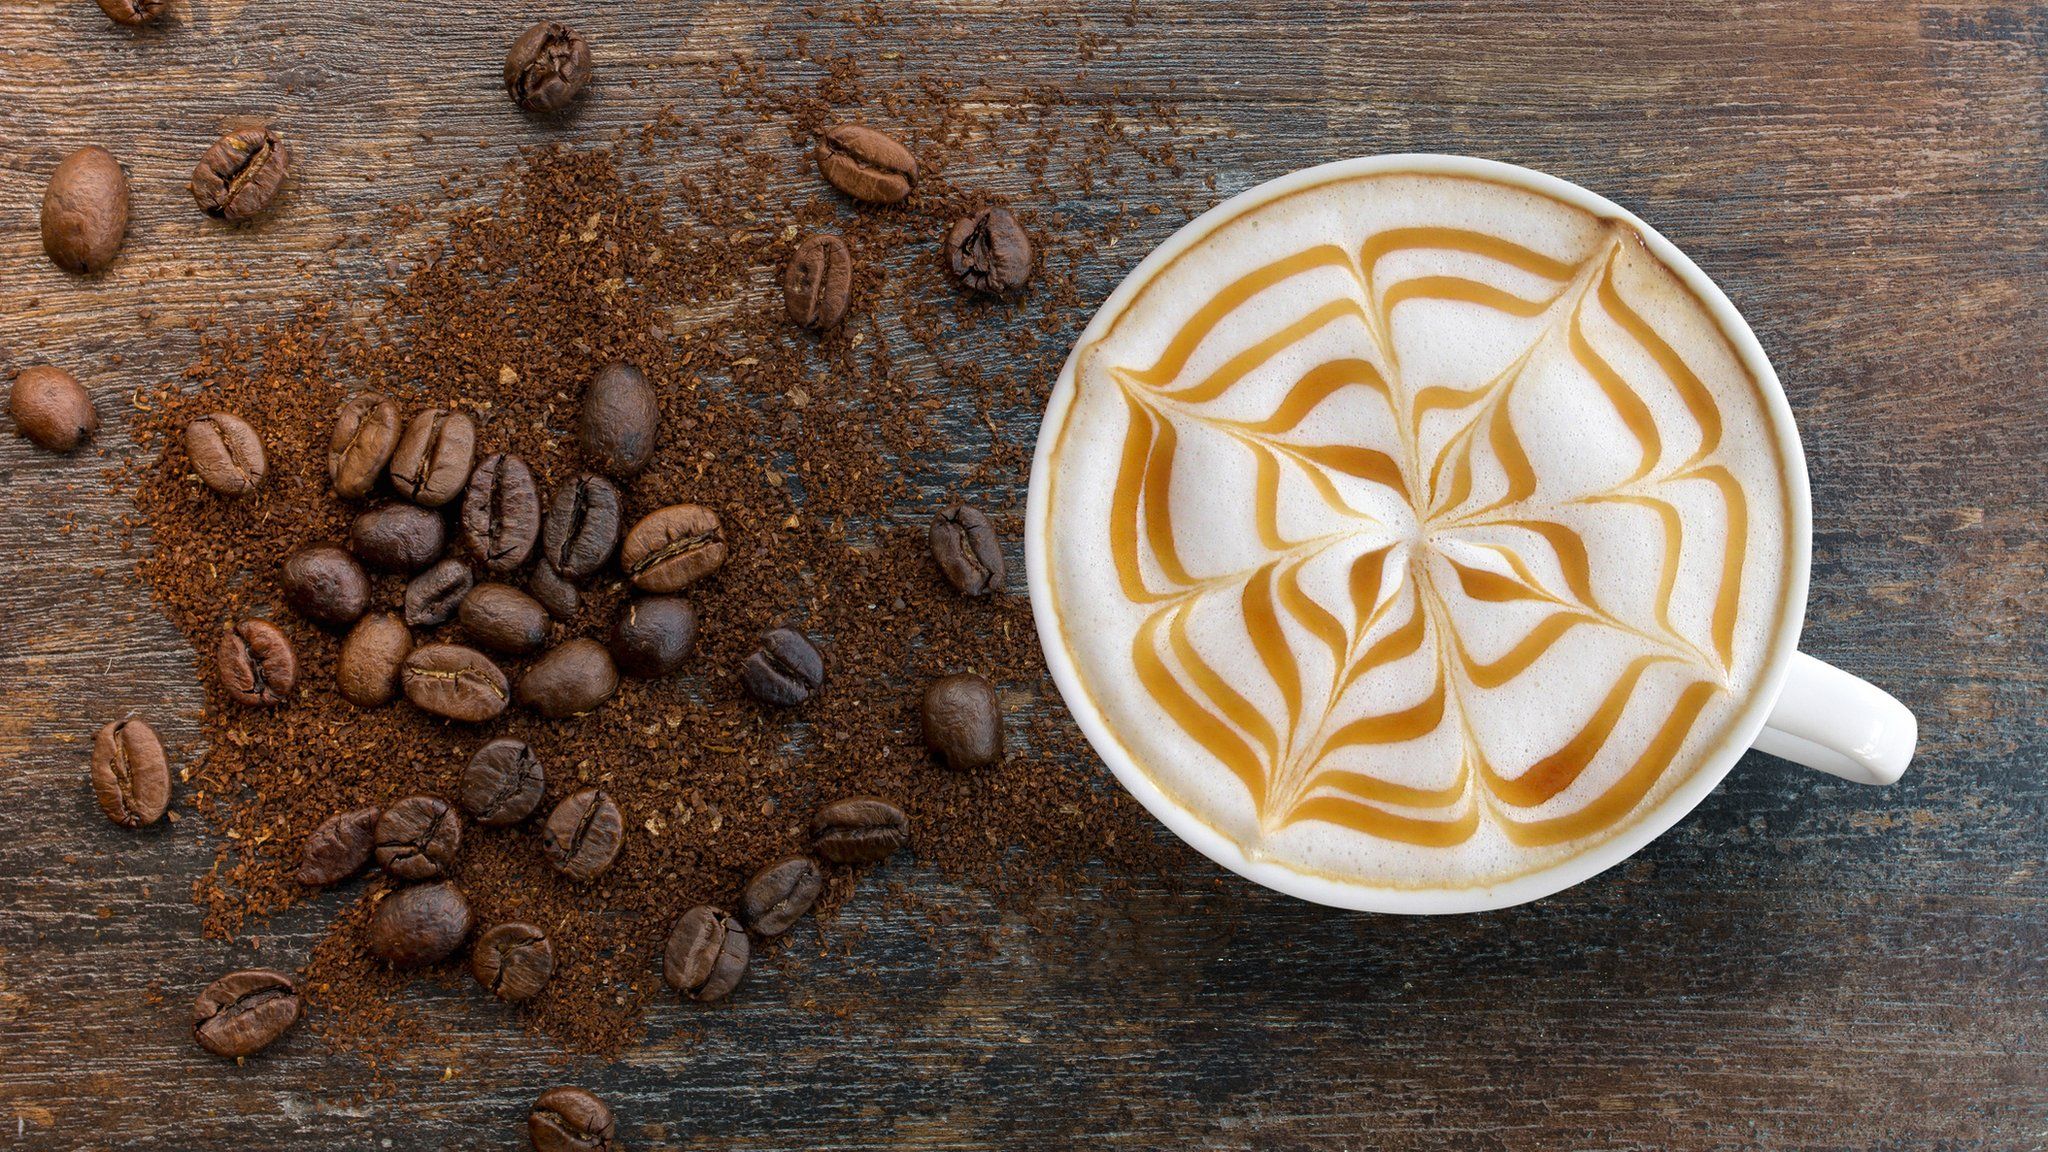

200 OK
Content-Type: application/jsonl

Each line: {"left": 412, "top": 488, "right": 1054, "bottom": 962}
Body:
{"left": 610, "top": 597, "right": 697, "bottom": 679}
{"left": 505, "top": 21, "right": 592, "bottom": 114}
{"left": 578, "top": 362, "right": 659, "bottom": 479}
{"left": 739, "top": 855, "right": 825, "bottom": 937}
{"left": 459, "top": 738, "right": 545, "bottom": 827}
{"left": 366, "top": 881, "right": 474, "bottom": 967}
{"left": 400, "top": 643, "right": 510, "bottom": 723}
{"left": 462, "top": 453, "right": 540, "bottom": 573}
{"left": 471, "top": 922, "right": 554, "bottom": 1004}
{"left": 929, "top": 503, "right": 1005, "bottom": 595}
{"left": 517, "top": 639, "right": 619, "bottom": 719}
{"left": 42, "top": 146, "right": 128, "bottom": 273}
{"left": 811, "top": 797, "right": 909, "bottom": 865}
{"left": 350, "top": 503, "right": 446, "bottom": 573}
{"left": 528, "top": 1087, "right": 615, "bottom": 1152}
{"left": 337, "top": 613, "right": 413, "bottom": 708}
{"left": 459, "top": 583, "right": 548, "bottom": 656}
{"left": 388, "top": 408, "right": 476, "bottom": 507}
{"left": 814, "top": 124, "right": 916, "bottom": 204}
{"left": 662, "top": 906, "right": 748, "bottom": 1003}
{"left": 529, "top": 559, "right": 580, "bottom": 621}
{"left": 295, "top": 805, "right": 380, "bottom": 886}
{"left": 190, "top": 128, "right": 291, "bottom": 223}
{"left": 541, "top": 473, "right": 622, "bottom": 580}
{"left": 329, "top": 393, "right": 401, "bottom": 499}
{"left": 945, "top": 206, "right": 1034, "bottom": 296}
{"left": 740, "top": 628, "right": 825, "bottom": 707}
{"left": 192, "top": 970, "right": 301, "bottom": 1059}
{"left": 9, "top": 365, "right": 98, "bottom": 453}
{"left": 783, "top": 234, "right": 853, "bottom": 330}
{"left": 460, "top": 582, "right": 557, "bottom": 655}
{"left": 97, "top": 0, "right": 166, "bottom": 26}
{"left": 541, "top": 788, "right": 622, "bottom": 882}
{"left": 280, "top": 543, "right": 369, "bottom": 627}
{"left": 404, "top": 558, "right": 473, "bottom": 627}
{"left": 374, "top": 795, "right": 462, "bottom": 882}
{"left": 620, "top": 504, "right": 725, "bottom": 593}
{"left": 183, "top": 412, "right": 267, "bottom": 496}
{"left": 923, "top": 672, "right": 1005, "bottom": 770}
{"left": 216, "top": 619, "right": 296, "bottom": 707}
{"left": 91, "top": 718, "right": 169, "bottom": 829}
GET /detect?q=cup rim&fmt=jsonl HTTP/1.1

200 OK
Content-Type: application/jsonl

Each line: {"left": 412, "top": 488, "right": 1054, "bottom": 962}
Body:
{"left": 1023, "top": 153, "right": 1814, "bottom": 914}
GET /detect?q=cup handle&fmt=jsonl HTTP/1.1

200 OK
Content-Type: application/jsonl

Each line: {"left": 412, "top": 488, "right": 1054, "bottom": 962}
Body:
{"left": 1750, "top": 650, "right": 1917, "bottom": 784}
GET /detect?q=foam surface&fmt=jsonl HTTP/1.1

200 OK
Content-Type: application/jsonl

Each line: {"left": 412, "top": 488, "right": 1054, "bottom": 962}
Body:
{"left": 1044, "top": 172, "right": 1794, "bottom": 890}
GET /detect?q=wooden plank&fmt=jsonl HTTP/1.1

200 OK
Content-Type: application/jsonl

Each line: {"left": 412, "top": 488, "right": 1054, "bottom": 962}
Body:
{"left": 1, "top": 1, "right": 2043, "bottom": 1149}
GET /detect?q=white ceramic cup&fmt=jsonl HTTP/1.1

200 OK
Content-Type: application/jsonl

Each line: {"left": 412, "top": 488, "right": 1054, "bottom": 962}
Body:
{"left": 1024, "top": 154, "right": 1918, "bottom": 914}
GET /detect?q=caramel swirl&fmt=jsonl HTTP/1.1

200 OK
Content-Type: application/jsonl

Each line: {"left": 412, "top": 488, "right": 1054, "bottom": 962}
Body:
{"left": 1048, "top": 173, "right": 1793, "bottom": 886}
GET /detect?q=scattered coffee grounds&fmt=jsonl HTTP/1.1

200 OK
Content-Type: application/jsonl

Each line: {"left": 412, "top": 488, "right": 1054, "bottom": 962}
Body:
{"left": 124, "top": 18, "right": 1205, "bottom": 1060}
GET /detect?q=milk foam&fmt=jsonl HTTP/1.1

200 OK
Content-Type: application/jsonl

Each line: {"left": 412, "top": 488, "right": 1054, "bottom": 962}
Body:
{"left": 1043, "top": 172, "right": 1792, "bottom": 890}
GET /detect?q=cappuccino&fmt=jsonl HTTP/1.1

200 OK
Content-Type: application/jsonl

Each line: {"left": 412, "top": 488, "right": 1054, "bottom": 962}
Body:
{"left": 1040, "top": 170, "right": 1795, "bottom": 890}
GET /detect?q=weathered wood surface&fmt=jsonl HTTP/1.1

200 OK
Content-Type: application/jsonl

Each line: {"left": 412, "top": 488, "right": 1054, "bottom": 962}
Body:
{"left": 2, "top": 2, "right": 2044, "bottom": 1149}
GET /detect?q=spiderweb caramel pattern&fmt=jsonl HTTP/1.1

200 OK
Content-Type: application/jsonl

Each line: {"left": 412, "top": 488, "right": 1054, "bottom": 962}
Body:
{"left": 1059, "top": 180, "right": 1782, "bottom": 867}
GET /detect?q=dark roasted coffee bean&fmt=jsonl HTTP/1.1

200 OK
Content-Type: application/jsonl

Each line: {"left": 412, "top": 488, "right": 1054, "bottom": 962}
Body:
{"left": 945, "top": 206, "right": 1034, "bottom": 297}
{"left": 400, "top": 644, "right": 510, "bottom": 722}
{"left": 42, "top": 146, "right": 128, "bottom": 273}
{"left": 811, "top": 797, "right": 909, "bottom": 865}
{"left": 9, "top": 366, "right": 98, "bottom": 453}
{"left": 472, "top": 922, "right": 554, "bottom": 1004}
{"left": 366, "top": 881, "right": 474, "bottom": 967}
{"left": 183, "top": 412, "right": 267, "bottom": 496}
{"left": 814, "top": 124, "right": 916, "bottom": 204}
{"left": 529, "top": 559, "right": 580, "bottom": 621}
{"left": 217, "top": 619, "right": 296, "bottom": 707}
{"left": 329, "top": 393, "right": 401, "bottom": 500}
{"left": 578, "top": 362, "right": 659, "bottom": 479}
{"left": 783, "top": 234, "right": 853, "bottom": 330}
{"left": 529, "top": 1087, "right": 615, "bottom": 1152}
{"left": 404, "top": 558, "right": 473, "bottom": 627}
{"left": 190, "top": 128, "right": 291, "bottom": 223}
{"left": 374, "top": 795, "right": 462, "bottom": 882}
{"left": 91, "top": 718, "right": 169, "bottom": 829}
{"left": 740, "top": 628, "right": 825, "bottom": 707}
{"left": 923, "top": 672, "right": 1004, "bottom": 770}
{"left": 350, "top": 503, "right": 446, "bottom": 573}
{"left": 97, "top": 0, "right": 166, "bottom": 26}
{"left": 620, "top": 504, "right": 725, "bottom": 593}
{"left": 192, "top": 970, "right": 301, "bottom": 1059}
{"left": 541, "top": 788, "right": 622, "bottom": 882}
{"left": 610, "top": 597, "right": 697, "bottom": 679}
{"left": 462, "top": 453, "right": 540, "bottom": 573}
{"left": 337, "top": 613, "right": 413, "bottom": 708}
{"left": 740, "top": 855, "right": 824, "bottom": 937}
{"left": 505, "top": 22, "right": 592, "bottom": 114}
{"left": 459, "top": 738, "right": 545, "bottom": 827}
{"left": 541, "top": 473, "right": 622, "bottom": 581}
{"left": 280, "top": 543, "right": 369, "bottom": 627}
{"left": 517, "top": 639, "right": 619, "bottom": 719}
{"left": 295, "top": 805, "right": 380, "bottom": 887}
{"left": 929, "top": 503, "right": 1005, "bottom": 595}
{"left": 388, "top": 408, "right": 476, "bottom": 507}
{"left": 459, "top": 583, "right": 548, "bottom": 656}
{"left": 663, "top": 906, "right": 748, "bottom": 1003}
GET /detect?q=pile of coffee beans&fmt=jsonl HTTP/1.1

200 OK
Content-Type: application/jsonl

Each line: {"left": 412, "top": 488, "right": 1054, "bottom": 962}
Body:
{"left": 66, "top": 4, "right": 1199, "bottom": 1140}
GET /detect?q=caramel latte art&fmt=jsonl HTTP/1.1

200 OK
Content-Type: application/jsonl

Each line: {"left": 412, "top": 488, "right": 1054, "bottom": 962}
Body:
{"left": 1042, "top": 171, "right": 1795, "bottom": 889}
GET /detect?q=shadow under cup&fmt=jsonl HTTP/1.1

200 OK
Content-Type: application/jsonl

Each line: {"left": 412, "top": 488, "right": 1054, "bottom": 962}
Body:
{"left": 1024, "top": 154, "right": 1915, "bottom": 914}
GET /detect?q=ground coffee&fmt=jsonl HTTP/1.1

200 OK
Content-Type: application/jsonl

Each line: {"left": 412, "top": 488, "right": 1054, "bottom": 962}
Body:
{"left": 126, "top": 21, "right": 1204, "bottom": 1058}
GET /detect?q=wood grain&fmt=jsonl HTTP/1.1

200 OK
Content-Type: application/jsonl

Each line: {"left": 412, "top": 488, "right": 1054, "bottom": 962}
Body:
{"left": 2, "top": 2, "right": 2044, "bottom": 1149}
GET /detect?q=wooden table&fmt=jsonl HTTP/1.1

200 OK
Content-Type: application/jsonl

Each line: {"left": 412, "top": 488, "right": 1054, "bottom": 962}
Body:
{"left": 3, "top": 2, "right": 2042, "bottom": 1148}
